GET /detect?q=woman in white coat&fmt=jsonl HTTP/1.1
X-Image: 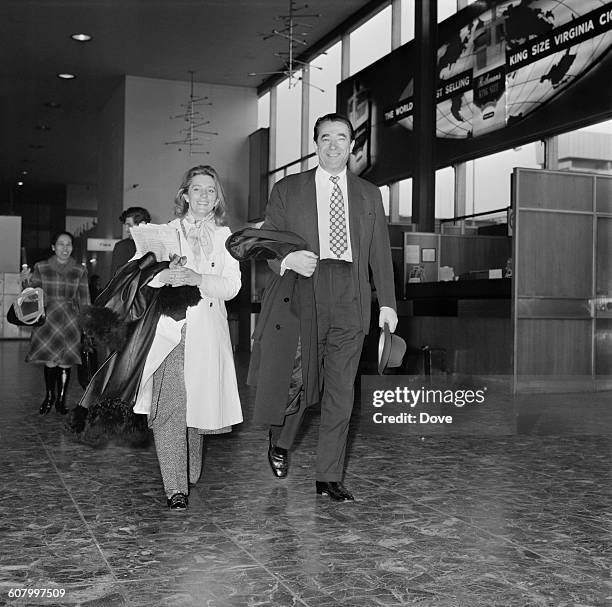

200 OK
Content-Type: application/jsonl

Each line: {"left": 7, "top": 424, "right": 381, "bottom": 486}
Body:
{"left": 136, "top": 165, "right": 243, "bottom": 510}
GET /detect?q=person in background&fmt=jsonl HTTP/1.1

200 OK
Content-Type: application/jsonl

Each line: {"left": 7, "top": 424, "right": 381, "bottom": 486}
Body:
{"left": 110, "top": 206, "right": 151, "bottom": 276}
{"left": 21, "top": 231, "right": 90, "bottom": 415}
{"left": 88, "top": 274, "right": 102, "bottom": 301}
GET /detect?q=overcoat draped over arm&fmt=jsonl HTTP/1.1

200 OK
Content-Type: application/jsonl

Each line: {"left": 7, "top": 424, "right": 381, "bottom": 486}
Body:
{"left": 225, "top": 228, "right": 319, "bottom": 426}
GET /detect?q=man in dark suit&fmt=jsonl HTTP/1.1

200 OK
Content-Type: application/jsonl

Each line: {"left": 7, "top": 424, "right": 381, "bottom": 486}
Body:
{"left": 110, "top": 206, "right": 151, "bottom": 277}
{"left": 260, "top": 113, "right": 398, "bottom": 501}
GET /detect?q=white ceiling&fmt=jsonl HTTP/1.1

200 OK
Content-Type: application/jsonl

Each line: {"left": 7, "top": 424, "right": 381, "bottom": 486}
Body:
{"left": 1, "top": 0, "right": 377, "bottom": 187}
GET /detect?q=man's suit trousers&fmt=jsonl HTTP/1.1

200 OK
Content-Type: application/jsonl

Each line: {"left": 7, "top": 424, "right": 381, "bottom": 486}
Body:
{"left": 272, "top": 260, "right": 364, "bottom": 481}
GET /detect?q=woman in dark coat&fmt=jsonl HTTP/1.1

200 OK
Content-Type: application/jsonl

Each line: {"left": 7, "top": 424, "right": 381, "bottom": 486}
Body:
{"left": 22, "top": 231, "right": 90, "bottom": 415}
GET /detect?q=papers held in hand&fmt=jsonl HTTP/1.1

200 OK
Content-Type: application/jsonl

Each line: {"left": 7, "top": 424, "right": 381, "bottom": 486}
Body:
{"left": 130, "top": 223, "right": 182, "bottom": 262}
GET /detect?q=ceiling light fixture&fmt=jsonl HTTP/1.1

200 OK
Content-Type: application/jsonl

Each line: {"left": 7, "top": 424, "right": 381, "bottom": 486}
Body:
{"left": 17, "top": 181, "right": 24, "bottom": 187}
{"left": 44, "top": 101, "right": 61, "bottom": 109}
{"left": 165, "top": 71, "right": 218, "bottom": 156}
{"left": 57, "top": 73, "right": 76, "bottom": 80}
{"left": 249, "top": 1, "right": 322, "bottom": 90}
{"left": 71, "top": 33, "right": 92, "bottom": 42}
{"left": 36, "top": 124, "right": 51, "bottom": 131}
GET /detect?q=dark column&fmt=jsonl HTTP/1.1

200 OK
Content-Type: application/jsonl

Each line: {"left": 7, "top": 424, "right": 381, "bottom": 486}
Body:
{"left": 412, "top": 0, "right": 437, "bottom": 232}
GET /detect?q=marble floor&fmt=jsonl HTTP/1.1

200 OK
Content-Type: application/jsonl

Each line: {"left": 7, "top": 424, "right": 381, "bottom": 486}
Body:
{"left": 0, "top": 340, "right": 610, "bottom": 607}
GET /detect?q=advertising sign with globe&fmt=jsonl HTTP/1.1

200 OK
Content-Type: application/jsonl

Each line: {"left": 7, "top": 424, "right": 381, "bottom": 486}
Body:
{"left": 338, "top": 0, "right": 612, "bottom": 184}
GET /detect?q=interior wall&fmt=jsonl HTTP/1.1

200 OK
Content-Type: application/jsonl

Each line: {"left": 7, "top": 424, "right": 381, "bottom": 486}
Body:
{"left": 0, "top": 216, "right": 22, "bottom": 273}
{"left": 123, "top": 75, "right": 257, "bottom": 231}
{"left": 95, "top": 81, "right": 126, "bottom": 241}
{"left": 88, "top": 80, "right": 126, "bottom": 282}
{"left": 66, "top": 184, "right": 98, "bottom": 239}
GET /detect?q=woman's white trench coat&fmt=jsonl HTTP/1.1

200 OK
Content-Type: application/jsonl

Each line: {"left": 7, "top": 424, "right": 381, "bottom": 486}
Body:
{"left": 132, "top": 219, "right": 243, "bottom": 431}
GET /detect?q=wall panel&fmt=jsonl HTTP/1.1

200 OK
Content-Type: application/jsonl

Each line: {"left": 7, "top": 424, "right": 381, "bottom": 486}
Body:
{"left": 515, "top": 171, "right": 593, "bottom": 212}
{"left": 513, "top": 169, "right": 611, "bottom": 392}
{"left": 517, "top": 212, "right": 592, "bottom": 298}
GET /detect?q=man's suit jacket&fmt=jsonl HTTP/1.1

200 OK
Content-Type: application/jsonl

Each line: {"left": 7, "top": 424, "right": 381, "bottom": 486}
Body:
{"left": 262, "top": 167, "right": 396, "bottom": 333}
{"left": 110, "top": 238, "right": 136, "bottom": 277}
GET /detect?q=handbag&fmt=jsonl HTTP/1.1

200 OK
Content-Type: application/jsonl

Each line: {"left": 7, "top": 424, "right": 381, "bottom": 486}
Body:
{"left": 6, "top": 287, "right": 46, "bottom": 327}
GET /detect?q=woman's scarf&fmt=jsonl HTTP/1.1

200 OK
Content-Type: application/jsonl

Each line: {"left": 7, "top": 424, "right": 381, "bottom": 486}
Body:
{"left": 180, "top": 213, "right": 215, "bottom": 267}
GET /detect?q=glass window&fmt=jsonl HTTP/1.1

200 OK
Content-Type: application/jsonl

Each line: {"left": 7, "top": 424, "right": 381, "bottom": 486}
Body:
{"left": 400, "top": 0, "right": 415, "bottom": 45}
{"left": 393, "top": 169, "right": 453, "bottom": 222}
{"left": 557, "top": 118, "right": 612, "bottom": 173}
{"left": 349, "top": 5, "right": 392, "bottom": 75}
{"left": 437, "top": 0, "right": 457, "bottom": 23}
{"left": 274, "top": 72, "right": 302, "bottom": 168}
{"left": 573, "top": 118, "right": 612, "bottom": 135}
{"left": 268, "top": 171, "right": 283, "bottom": 194}
{"left": 435, "top": 166, "right": 454, "bottom": 218}
{"left": 468, "top": 143, "right": 541, "bottom": 215}
{"left": 258, "top": 92, "right": 270, "bottom": 129}
{"left": 285, "top": 162, "right": 301, "bottom": 176}
{"left": 403, "top": 1, "right": 479, "bottom": 45}
{"left": 398, "top": 178, "right": 413, "bottom": 220}
{"left": 379, "top": 185, "right": 390, "bottom": 217}
{"left": 308, "top": 42, "right": 342, "bottom": 154}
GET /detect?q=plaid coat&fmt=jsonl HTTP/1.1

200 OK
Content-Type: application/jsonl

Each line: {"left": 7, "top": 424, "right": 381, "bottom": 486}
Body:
{"left": 26, "top": 256, "right": 90, "bottom": 365}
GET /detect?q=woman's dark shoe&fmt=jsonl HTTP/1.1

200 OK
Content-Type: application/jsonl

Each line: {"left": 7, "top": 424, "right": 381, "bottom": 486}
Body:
{"left": 55, "top": 368, "right": 71, "bottom": 415}
{"left": 267, "top": 431, "right": 288, "bottom": 478}
{"left": 40, "top": 366, "right": 58, "bottom": 415}
{"left": 167, "top": 492, "right": 188, "bottom": 510}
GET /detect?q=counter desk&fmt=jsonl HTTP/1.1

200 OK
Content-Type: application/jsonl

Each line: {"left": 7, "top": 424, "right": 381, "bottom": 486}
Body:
{"left": 395, "top": 278, "right": 512, "bottom": 376}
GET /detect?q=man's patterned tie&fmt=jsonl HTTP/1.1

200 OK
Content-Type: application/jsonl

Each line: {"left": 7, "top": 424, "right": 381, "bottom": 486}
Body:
{"left": 329, "top": 175, "right": 347, "bottom": 258}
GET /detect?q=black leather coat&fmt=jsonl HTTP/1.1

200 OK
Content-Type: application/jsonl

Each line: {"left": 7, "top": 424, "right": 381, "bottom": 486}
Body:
{"left": 79, "top": 252, "right": 168, "bottom": 410}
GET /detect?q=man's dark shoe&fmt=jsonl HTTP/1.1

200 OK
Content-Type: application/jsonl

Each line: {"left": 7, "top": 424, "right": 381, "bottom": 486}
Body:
{"left": 315, "top": 481, "right": 354, "bottom": 501}
{"left": 267, "top": 431, "right": 288, "bottom": 478}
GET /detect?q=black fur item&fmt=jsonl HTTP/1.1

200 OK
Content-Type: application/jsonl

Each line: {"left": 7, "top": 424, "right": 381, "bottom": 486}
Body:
{"left": 67, "top": 398, "right": 151, "bottom": 449}
{"left": 157, "top": 285, "right": 202, "bottom": 321}
{"left": 79, "top": 306, "right": 128, "bottom": 352}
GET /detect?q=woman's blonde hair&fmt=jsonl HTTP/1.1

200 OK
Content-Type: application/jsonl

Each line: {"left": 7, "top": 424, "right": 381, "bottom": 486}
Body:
{"left": 173, "top": 165, "right": 227, "bottom": 225}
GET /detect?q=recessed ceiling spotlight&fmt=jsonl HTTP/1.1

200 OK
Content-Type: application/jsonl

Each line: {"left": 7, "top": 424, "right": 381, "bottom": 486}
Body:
{"left": 36, "top": 124, "right": 51, "bottom": 131}
{"left": 71, "top": 33, "right": 92, "bottom": 42}
{"left": 57, "top": 73, "right": 76, "bottom": 80}
{"left": 22, "top": 170, "right": 28, "bottom": 175}
{"left": 17, "top": 181, "right": 24, "bottom": 187}
{"left": 44, "top": 101, "right": 62, "bottom": 109}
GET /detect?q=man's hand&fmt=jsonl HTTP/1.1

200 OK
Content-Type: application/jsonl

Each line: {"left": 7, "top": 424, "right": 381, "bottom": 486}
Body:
{"left": 283, "top": 250, "right": 318, "bottom": 277}
{"left": 379, "top": 306, "right": 398, "bottom": 333}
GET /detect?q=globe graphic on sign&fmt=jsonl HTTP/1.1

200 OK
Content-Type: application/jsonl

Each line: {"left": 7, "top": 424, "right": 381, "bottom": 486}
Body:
{"left": 397, "top": 0, "right": 612, "bottom": 139}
